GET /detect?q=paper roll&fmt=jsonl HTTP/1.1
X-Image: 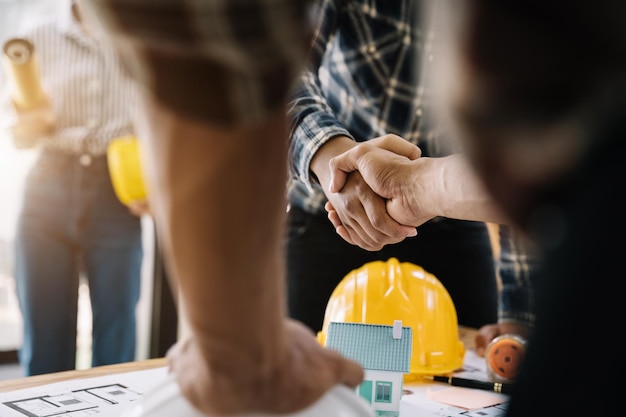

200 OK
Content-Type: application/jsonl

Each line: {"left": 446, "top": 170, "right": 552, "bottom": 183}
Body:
{"left": 2, "top": 38, "right": 45, "bottom": 110}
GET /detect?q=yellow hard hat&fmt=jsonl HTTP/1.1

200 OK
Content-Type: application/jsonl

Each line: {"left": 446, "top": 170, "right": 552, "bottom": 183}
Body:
{"left": 318, "top": 258, "right": 465, "bottom": 380}
{"left": 107, "top": 135, "right": 148, "bottom": 206}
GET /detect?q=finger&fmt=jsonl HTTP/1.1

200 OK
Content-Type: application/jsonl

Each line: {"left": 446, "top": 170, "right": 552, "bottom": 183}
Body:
{"left": 335, "top": 224, "right": 359, "bottom": 247}
{"left": 335, "top": 354, "right": 365, "bottom": 389}
{"left": 321, "top": 347, "right": 365, "bottom": 389}
{"left": 338, "top": 222, "right": 382, "bottom": 250}
{"left": 328, "top": 210, "right": 367, "bottom": 248}
{"left": 328, "top": 149, "right": 360, "bottom": 193}
{"left": 341, "top": 214, "right": 385, "bottom": 251}
{"left": 334, "top": 210, "right": 382, "bottom": 250}
{"left": 371, "top": 135, "right": 422, "bottom": 160}
{"left": 329, "top": 196, "right": 383, "bottom": 249}
{"left": 334, "top": 207, "right": 394, "bottom": 250}
{"left": 475, "top": 324, "right": 501, "bottom": 357}
{"left": 165, "top": 341, "right": 183, "bottom": 373}
{"left": 327, "top": 209, "right": 344, "bottom": 231}
{"left": 361, "top": 200, "right": 418, "bottom": 240}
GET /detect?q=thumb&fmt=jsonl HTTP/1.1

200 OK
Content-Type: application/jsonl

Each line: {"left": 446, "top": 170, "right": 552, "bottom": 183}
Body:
{"left": 328, "top": 149, "right": 359, "bottom": 193}
{"left": 475, "top": 324, "right": 501, "bottom": 357}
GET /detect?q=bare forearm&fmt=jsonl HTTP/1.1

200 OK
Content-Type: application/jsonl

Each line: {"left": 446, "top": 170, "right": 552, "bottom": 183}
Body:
{"left": 310, "top": 135, "right": 355, "bottom": 187}
{"left": 431, "top": 154, "right": 510, "bottom": 224}
{"left": 141, "top": 97, "right": 286, "bottom": 372}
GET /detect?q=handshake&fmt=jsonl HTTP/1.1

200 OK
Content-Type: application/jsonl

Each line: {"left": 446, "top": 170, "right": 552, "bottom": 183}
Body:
{"left": 320, "top": 134, "right": 506, "bottom": 251}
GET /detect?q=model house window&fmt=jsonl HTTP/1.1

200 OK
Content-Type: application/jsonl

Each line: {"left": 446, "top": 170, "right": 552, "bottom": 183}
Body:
{"left": 375, "top": 381, "right": 392, "bottom": 403}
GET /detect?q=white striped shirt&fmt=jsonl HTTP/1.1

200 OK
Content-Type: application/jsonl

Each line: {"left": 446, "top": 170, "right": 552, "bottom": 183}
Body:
{"left": 83, "top": 0, "right": 310, "bottom": 125}
{"left": 2, "top": 3, "right": 138, "bottom": 155}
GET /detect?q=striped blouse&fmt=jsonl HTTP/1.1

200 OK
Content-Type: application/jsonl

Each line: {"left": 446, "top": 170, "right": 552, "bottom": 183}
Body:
{"left": 82, "top": 0, "right": 311, "bottom": 126}
{"left": 1, "top": 4, "right": 138, "bottom": 156}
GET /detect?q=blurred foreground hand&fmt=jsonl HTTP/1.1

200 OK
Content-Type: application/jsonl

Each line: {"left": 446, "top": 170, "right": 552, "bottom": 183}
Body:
{"left": 127, "top": 199, "right": 151, "bottom": 217}
{"left": 11, "top": 97, "right": 55, "bottom": 147}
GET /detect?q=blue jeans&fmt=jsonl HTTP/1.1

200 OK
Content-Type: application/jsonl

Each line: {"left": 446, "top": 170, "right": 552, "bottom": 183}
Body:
{"left": 14, "top": 149, "right": 143, "bottom": 376}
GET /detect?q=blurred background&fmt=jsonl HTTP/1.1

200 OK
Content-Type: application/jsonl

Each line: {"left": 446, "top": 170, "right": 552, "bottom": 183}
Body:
{"left": 0, "top": 0, "right": 158, "bottom": 380}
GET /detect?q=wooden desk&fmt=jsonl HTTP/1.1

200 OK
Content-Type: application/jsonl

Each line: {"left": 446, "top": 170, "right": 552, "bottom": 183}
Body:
{"left": 0, "top": 327, "right": 477, "bottom": 394}
{"left": 0, "top": 358, "right": 166, "bottom": 393}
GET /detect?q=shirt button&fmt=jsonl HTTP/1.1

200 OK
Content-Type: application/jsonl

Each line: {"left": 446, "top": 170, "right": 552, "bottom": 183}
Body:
{"left": 87, "top": 79, "right": 101, "bottom": 93}
{"left": 415, "top": 107, "right": 423, "bottom": 116}
{"left": 80, "top": 154, "right": 92, "bottom": 166}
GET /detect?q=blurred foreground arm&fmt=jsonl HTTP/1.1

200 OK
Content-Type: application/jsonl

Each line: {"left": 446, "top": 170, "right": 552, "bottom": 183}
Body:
{"left": 82, "top": 0, "right": 363, "bottom": 415}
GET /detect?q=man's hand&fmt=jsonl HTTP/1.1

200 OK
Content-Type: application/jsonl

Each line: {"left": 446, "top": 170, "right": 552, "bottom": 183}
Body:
{"left": 324, "top": 168, "right": 416, "bottom": 250}
{"left": 329, "top": 137, "right": 509, "bottom": 234}
{"left": 312, "top": 134, "right": 418, "bottom": 251}
{"left": 11, "top": 97, "right": 55, "bottom": 146}
{"left": 127, "top": 199, "right": 151, "bottom": 217}
{"left": 328, "top": 134, "right": 422, "bottom": 195}
{"left": 166, "top": 319, "right": 364, "bottom": 416}
{"left": 326, "top": 135, "right": 444, "bottom": 247}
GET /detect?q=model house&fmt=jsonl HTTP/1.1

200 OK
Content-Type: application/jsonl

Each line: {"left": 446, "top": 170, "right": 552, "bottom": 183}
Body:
{"left": 326, "top": 321, "right": 412, "bottom": 417}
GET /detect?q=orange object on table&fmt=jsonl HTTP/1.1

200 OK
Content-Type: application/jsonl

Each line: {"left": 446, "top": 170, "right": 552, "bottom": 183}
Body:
{"left": 485, "top": 334, "right": 526, "bottom": 382}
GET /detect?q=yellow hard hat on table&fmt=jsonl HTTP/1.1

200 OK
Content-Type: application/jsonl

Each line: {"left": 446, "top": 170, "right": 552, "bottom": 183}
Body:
{"left": 318, "top": 257, "right": 465, "bottom": 380}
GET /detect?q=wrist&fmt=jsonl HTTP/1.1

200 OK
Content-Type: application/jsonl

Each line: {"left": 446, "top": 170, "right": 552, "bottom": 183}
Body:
{"left": 405, "top": 157, "right": 442, "bottom": 219}
{"left": 310, "top": 135, "right": 354, "bottom": 188}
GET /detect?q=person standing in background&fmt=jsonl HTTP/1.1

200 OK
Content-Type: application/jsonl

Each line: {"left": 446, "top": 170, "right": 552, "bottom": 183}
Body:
{"left": 1, "top": 0, "right": 143, "bottom": 375}
{"left": 286, "top": 0, "right": 537, "bottom": 344}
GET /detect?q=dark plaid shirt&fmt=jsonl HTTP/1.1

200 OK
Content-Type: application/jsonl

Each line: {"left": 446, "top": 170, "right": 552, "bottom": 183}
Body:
{"left": 287, "top": 0, "right": 536, "bottom": 327}
{"left": 288, "top": 0, "right": 450, "bottom": 214}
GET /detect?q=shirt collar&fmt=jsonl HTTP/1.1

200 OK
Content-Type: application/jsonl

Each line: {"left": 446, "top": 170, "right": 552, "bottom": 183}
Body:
{"left": 58, "top": 2, "right": 97, "bottom": 49}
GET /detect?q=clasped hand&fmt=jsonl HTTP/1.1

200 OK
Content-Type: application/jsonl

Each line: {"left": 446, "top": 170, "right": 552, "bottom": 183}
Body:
{"left": 324, "top": 134, "right": 436, "bottom": 251}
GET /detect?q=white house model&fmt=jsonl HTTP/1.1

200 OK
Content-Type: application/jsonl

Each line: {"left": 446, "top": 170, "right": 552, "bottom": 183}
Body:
{"left": 325, "top": 321, "right": 412, "bottom": 417}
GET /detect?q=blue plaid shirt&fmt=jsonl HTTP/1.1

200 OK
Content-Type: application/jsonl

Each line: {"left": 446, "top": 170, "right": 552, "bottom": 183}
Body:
{"left": 287, "top": 0, "right": 536, "bottom": 327}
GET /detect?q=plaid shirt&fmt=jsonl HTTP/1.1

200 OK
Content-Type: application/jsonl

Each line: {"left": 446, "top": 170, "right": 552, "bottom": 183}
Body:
{"left": 288, "top": 0, "right": 455, "bottom": 213}
{"left": 498, "top": 225, "right": 537, "bottom": 327}
{"left": 287, "top": 0, "right": 536, "bottom": 327}
{"left": 86, "top": 0, "right": 311, "bottom": 126}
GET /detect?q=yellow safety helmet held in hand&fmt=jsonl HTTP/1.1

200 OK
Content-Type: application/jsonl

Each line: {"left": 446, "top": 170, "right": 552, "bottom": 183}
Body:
{"left": 318, "top": 258, "right": 465, "bottom": 380}
{"left": 107, "top": 135, "right": 148, "bottom": 206}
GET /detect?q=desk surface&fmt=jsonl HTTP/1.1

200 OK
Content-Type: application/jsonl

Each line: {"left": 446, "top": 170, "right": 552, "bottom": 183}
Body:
{"left": 0, "top": 358, "right": 166, "bottom": 393}
{"left": 0, "top": 327, "right": 477, "bottom": 394}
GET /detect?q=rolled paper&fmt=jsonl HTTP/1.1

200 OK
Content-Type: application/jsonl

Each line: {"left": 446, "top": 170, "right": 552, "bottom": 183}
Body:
{"left": 2, "top": 38, "right": 45, "bottom": 110}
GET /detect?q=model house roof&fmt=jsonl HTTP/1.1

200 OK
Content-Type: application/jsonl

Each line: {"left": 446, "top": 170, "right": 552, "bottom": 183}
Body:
{"left": 326, "top": 322, "right": 412, "bottom": 373}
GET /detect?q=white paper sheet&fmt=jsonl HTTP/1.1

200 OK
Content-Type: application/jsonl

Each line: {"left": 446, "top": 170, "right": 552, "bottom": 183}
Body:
{"left": 0, "top": 351, "right": 509, "bottom": 417}
{"left": 0, "top": 367, "right": 167, "bottom": 416}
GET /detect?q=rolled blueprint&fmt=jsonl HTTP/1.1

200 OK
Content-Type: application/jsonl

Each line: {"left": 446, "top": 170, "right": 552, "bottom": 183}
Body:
{"left": 2, "top": 37, "right": 44, "bottom": 110}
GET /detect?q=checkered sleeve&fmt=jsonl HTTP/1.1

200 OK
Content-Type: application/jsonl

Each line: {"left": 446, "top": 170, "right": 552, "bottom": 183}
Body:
{"left": 84, "top": 0, "right": 312, "bottom": 126}
{"left": 497, "top": 225, "right": 540, "bottom": 328}
{"left": 288, "top": 0, "right": 353, "bottom": 191}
